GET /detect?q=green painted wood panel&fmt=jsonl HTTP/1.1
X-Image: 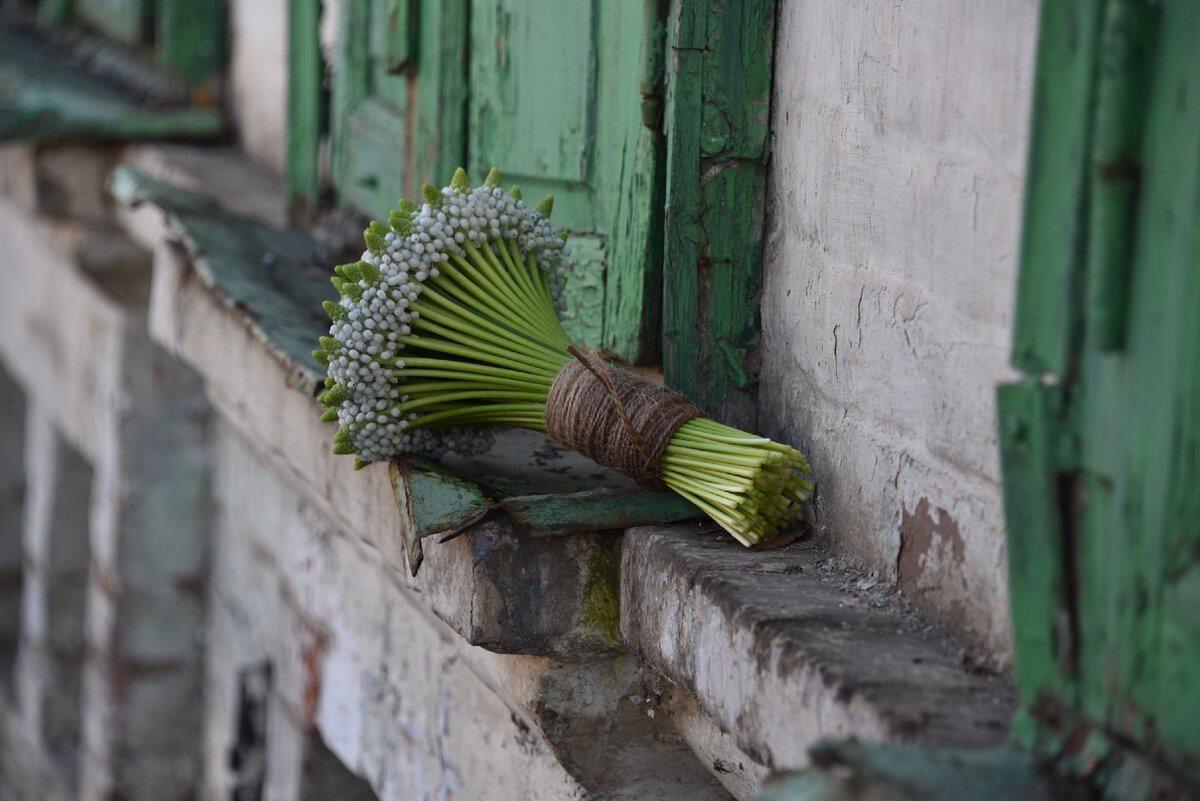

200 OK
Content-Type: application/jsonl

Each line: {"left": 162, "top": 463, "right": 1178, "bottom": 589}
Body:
{"left": 1003, "top": 0, "right": 1200, "bottom": 784}
{"left": 34, "top": 0, "right": 225, "bottom": 93}
{"left": 997, "top": 379, "right": 1077, "bottom": 736}
{"left": 39, "top": 0, "right": 72, "bottom": 26}
{"left": 158, "top": 0, "right": 225, "bottom": 91}
{"left": 75, "top": 0, "right": 147, "bottom": 46}
{"left": 287, "top": 0, "right": 324, "bottom": 210}
{"left": 0, "top": 25, "right": 223, "bottom": 143}
{"left": 662, "top": 0, "right": 775, "bottom": 426}
{"left": 1011, "top": 0, "right": 1104, "bottom": 376}
{"left": 468, "top": 0, "right": 664, "bottom": 361}
{"left": 331, "top": 0, "right": 467, "bottom": 222}
{"left": 1072, "top": 0, "right": 1200, "bottom": 776}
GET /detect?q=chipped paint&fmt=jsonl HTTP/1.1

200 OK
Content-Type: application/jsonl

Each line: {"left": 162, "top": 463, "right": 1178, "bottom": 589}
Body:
{"left": 898, "top": 498, "right": 973, "bottom": 641}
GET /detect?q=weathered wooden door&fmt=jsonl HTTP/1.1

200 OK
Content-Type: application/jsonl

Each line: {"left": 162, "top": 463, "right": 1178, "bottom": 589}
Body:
{"left": 331, "top": 0, "right": 664, "bottom": 362}
{"left": 1000, "top": 0, "right": 1200, "bottom": 781}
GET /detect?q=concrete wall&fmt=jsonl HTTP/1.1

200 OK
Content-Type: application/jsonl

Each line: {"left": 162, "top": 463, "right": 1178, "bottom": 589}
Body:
{"left": 228, "top": 0, "right": 289, "bottom": 174}
{"left": 760, "top": 0, "right": 1038, "bottom": 662}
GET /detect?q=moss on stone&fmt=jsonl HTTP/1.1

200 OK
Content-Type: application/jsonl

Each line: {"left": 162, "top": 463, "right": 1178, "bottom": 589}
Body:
{"left": 580, "top": 542, "right": 622, "bottom": 645}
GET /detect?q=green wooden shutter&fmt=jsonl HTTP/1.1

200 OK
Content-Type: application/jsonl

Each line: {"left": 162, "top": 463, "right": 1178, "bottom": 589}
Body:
{"left": 466, "top": 0, "right": 663, "bottom": 361}
{"left": 74, "top": 0, "right": 150, "bottom": 47}
{"left": 35, "top": 0, "right": 224, "bottom": 92}
{"left": 661, "top": 0, "right": 776, "bottom": 426}
{"left": 1000, "top": 0, "right": 1200, "bottom": 782}
{"left": 327, "top": 0, "right": 664, "bottom": 362}
{"left": 330, "top": 0, "right": 468, "bottom": 226}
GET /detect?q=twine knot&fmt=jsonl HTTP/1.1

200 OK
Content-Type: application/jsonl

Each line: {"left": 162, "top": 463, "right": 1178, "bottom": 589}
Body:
{"left": 544, "top": 348, "right": 704, "bottom": 488}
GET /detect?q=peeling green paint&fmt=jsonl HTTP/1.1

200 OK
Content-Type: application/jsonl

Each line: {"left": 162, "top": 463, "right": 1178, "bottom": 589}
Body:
{"left": 1002, "top": 0, "right": 1200, "bottom": 788}
{"left": 662, "top": 0, "right": 775, "bottom": 426}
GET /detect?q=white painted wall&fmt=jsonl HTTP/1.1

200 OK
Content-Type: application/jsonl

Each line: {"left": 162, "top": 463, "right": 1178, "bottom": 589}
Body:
{"left": 760, "top": 0, "right": 1039, "bottom": 662}
{"left": 229, "top": 0, "right": 289, "bottom": 174}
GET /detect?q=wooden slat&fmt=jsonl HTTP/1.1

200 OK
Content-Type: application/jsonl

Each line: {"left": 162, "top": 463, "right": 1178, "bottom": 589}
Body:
{"left": 662, "top": 0, "right": 774, "bottom": 427}
{"left": 286, "top": 0, "right": 324, "bottom": 211}
{"left": 1073, "top": 0, "right": 1200, "bottom": 776}
{"left": 158, "top": 0, "right": 226, "bottom": 91}
{"left": 1011, "top": 0, "right": 1104, "bottom": 376}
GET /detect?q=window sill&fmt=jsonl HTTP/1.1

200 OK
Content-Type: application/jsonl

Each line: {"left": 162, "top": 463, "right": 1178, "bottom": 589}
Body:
{"left": 0, "top": 23, "right": 222, "bottom": 145}
{"left": 112, "top": 144, "right": 1016, "bottom": 796}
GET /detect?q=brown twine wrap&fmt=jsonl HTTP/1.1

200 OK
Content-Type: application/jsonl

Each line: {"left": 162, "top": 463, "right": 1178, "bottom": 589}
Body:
{"left": 545, "top": 348, "right": 705, "bottom": 488}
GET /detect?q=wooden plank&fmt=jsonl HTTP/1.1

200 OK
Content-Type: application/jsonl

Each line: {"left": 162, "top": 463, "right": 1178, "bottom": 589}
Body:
{"left": 1006, "top": 0, "right": 1200, "bottom": 785}
{"left": 663, "top": 0, "right": 773, "bottom": 426}
{"left": 331, "top": 0, "right": 467, "bottom": 219}
{"left": 286, "top": 0, "right": 324, "bottom": 211}
{"left": 411, "top": 0, "right": 467, "bottom": 197}
{"left": 467, "top": 0, "right": 663, "bottom": 362}
{"left": 74, "top": 0, "right": 147, "bottom": 47}
{"left": 997, "top": 378, "right": 1076, "bottom": 740}
{"left": 39, "top": 0, "right": 73, "bottom": 26}
{"left": 0, "top": 26, "right": 222, "bottom": 143}
{"left": 1084, "top": 0, "right": 1158, "bottom": 352}
{"left": 1071, "top": 0, "right": 1200, "bottom": 777}
{"left": 1011, "top": 0, "right": 1104, "bottom": 376}
{"left": 157, "top": 0, "right": 226, "bottom": 91}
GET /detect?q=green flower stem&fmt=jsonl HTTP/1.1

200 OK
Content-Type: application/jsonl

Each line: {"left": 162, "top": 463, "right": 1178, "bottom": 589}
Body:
{"left": 410, "top": 299, "right": 567, "bottom": 365}
{"left": 492, "top": 240, "right": 547, "bottom": 316}
{"left": 442, "top": 252, "right": 546, "bottom": 336}
{"left": 394, "top": 334, "right": 563, "bottom": 376}
{"left": 319, "top": 168, "right": 812, "bottom": 546}
{"left": 395, "top": 358, "right": 556, "bottom": 385}
{"left": 397, "top": 369, "right": 554, "bottom": 391}
{"left": 400, "top": 389, "right": 548, "bottom": 412}
{"left": 408, "top": 316, "right": 563, "bottom": 374}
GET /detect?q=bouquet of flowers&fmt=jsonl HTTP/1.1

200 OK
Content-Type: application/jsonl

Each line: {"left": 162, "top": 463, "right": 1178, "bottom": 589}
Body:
{"left": 313, "top": 169, "right": 812, "bottom": 547}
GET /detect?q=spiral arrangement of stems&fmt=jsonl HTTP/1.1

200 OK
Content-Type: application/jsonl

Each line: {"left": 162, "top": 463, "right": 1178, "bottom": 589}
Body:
{"left": 315, "top": 168, "right": 812, "bottom": 546}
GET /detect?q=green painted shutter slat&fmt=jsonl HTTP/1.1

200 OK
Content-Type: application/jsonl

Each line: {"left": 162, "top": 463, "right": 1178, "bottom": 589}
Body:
{"left": 662, "top": 0, "right": 775, "bottom": 426}
{"left": 468, "top": 0, "right": 664, "bottom": 361}
{"left": 1011, "top": 0, "right": 1104, "bottom": 376}
{"left": 287, "top": 0, "right": 324, "bottom": 210}
{"left": 158, "top": 0, "right": 226, "bottom": 91}
{"left": 331, "top": 0, "right": 467, "bottom": 220}
{"left": 1004, "top": 0, "right": 1200, "bottom": 783}
{"left": 75, "top": 0, "right": 149, "bottom": 47}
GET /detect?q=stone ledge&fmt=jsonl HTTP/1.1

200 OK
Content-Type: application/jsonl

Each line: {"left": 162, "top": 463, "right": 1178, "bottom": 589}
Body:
{"left": 0, "top": 22, "right": 222, "bottom": 144}
{"left": 621, "top": 525, "right": 1016, "bottom": 774}
{"left": 110, "top": 155, "right": 700, "bottom": 661}
{"left": 106, "top": 143, "right": 1023, "bottom": 800}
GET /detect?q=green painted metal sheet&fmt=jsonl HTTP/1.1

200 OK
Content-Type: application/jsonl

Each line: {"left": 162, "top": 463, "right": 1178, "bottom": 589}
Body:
{"left": 662, "top": 0, "right": 775, "bottom": 427}
{"left": 0, "top": 24, "right": 222, "bottom": 143}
